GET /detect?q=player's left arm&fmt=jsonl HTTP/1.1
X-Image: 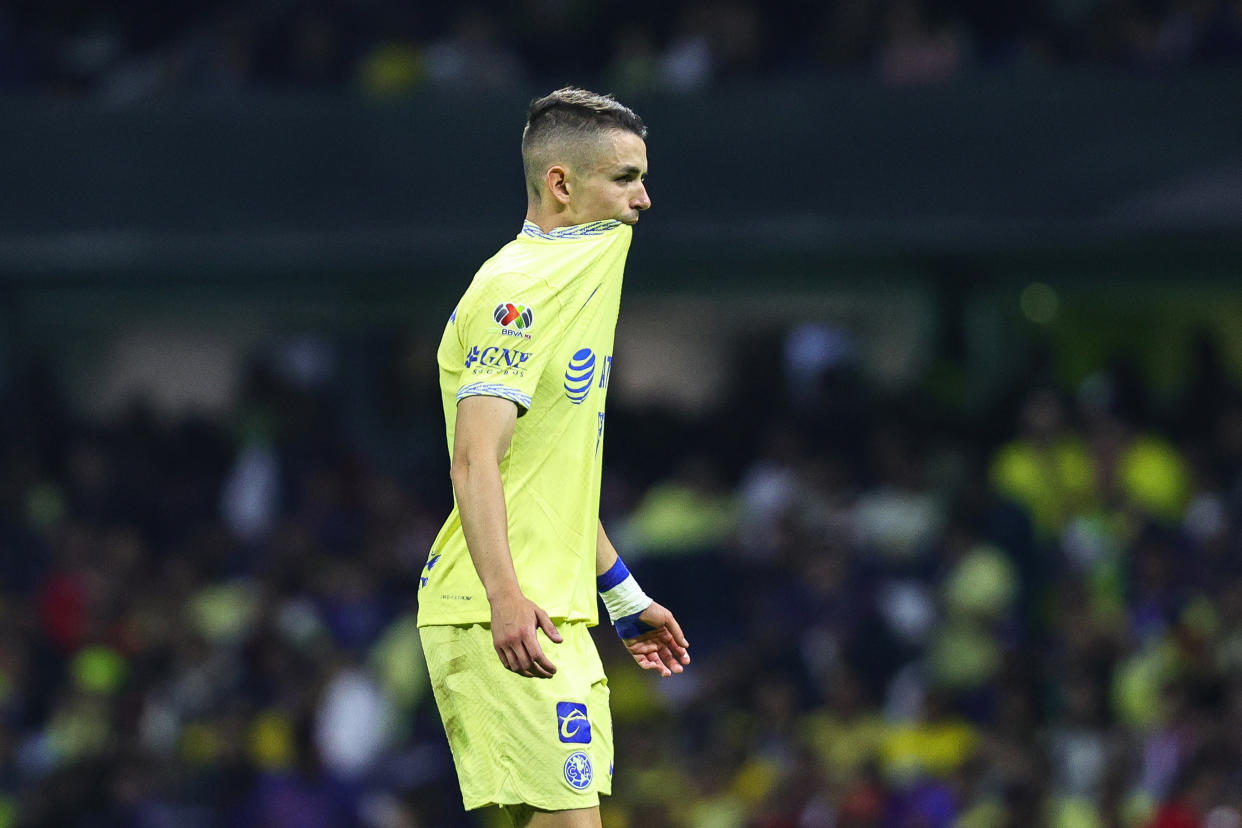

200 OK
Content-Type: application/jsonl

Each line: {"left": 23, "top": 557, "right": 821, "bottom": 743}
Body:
{"left": 596, "top": 521, "right": 690, "bottom": 677}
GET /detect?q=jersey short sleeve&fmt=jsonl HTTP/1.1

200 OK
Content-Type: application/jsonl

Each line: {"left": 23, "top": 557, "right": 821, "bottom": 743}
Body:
{"left": 451, "top": 274, "right": 562, "bottom": 413}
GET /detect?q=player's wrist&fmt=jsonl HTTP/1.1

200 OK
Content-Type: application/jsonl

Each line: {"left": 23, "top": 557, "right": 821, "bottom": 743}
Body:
{"left": 597, "top": 557, "right": 653, "bottom": 635}
{"left": 485, "top": 582, "right": 524, "bottom": 604}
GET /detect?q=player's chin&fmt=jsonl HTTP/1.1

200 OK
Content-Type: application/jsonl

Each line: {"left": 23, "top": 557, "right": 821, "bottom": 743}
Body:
{"left": 620, "top": 213, "right": 641, "bottom": 225}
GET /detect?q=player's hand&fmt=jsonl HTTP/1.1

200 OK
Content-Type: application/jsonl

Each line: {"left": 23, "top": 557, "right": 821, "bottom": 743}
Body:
{"left": 489, "top": 590, "right": 563, "bottom": 679}
{"left": 621, "top": 601, "right": 690, "bottom": 677}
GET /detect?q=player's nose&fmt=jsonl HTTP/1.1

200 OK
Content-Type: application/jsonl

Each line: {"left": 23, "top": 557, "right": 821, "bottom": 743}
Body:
{"left": 634, "top": 184, "right": 651, "bottom": 211}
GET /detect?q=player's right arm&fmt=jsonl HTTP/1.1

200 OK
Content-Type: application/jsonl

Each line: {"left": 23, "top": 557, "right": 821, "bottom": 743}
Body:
{"left": 451, "top": 395, "right": 563, "bottom": 678}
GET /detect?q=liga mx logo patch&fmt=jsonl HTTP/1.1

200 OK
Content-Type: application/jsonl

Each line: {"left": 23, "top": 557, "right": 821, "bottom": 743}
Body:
{"left": 563, "top": 751, "right": 593, "bottom": 790}
{"left": 556, "top": 702, "right": 591, "bottom": 744}
{"left": 494, "top": 302, "right": 534, "bottom": 330}
{"left": 564, "top": 348, "right": 595, "bottom": 404}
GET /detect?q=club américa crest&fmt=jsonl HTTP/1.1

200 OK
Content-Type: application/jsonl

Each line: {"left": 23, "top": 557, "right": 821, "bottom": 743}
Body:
{"left": 563, "top": 751, "right": 593, "bottom": 790}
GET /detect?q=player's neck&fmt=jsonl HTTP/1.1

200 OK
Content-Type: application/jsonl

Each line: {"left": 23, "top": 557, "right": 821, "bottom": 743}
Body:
{"left": 525, "top": 203, "right": 583, "bottom": 233}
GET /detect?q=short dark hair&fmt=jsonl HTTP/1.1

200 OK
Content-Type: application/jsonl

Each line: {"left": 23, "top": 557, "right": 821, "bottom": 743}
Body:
{"left": 521, "top": 87, "right": 647, "bottom": 200}
{"left": 524, "top": 87, "right": 647, "bottom": 144}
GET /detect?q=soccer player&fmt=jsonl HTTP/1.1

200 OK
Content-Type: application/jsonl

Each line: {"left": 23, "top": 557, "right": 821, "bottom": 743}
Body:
{"left": 417, "top": 88, "right": 691, "bottom": 827}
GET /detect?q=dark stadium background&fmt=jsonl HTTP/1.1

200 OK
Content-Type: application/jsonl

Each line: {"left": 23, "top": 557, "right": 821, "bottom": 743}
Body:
{"left": 3, "top": 1, "right": 1242, "bottom": 826}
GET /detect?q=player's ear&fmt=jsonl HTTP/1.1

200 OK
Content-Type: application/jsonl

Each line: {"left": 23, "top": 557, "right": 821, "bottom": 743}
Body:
{"left": 545, "top": 165, "right": 571, "bottom": 206}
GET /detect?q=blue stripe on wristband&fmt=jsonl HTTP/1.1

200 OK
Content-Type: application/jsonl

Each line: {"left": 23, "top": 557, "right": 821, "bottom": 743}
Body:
{"left": 614, "top": 612, "right": 656, "bottom": 640}
{"left": 597, "top": 557, "right": 631, "bottom": 592}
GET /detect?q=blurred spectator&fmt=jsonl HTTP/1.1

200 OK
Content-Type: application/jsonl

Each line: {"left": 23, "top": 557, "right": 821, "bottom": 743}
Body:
{"left": 990, "top": 388, "right": 1095, "bottom": 538}
{"left": 1078, "top": 369, "right": 1191, "bottom": 525}
{"left": 422, "top": 8, "right": 528, "bottom": 91}
{"left": 4, "top": 0, "right": 1242, "bottom": 100}
{"left": 621, "top": 453, "right": 738, "bottom": 557}
{"left": 353, "top": 5, "right": 424, "bottom": 99}
{"left": 659, "top": 3, "right": 716, "bottom": 93}
{"left": 603, "top": 25, "right": 661, "bottom": 99}
{"left": 854, "top": 421, "right": 944, "bottom": 565}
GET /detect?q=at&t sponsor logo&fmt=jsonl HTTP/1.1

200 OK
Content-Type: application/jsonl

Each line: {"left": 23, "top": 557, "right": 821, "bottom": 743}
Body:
{"left": 563, "top": 350, "right": 612, "bottom": 405}
{"left": 564, "top": 349, "right": 595, "bottom": 404}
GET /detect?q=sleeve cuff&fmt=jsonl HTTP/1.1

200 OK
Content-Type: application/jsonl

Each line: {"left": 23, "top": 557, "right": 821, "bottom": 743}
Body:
{"left": 456, "top": 382, "right": 532, "bottom": 410}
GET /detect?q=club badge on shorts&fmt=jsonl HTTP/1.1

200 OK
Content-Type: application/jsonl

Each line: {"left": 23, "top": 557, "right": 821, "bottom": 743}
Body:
{"left": 563, "top": 751, "right": 593, "bottom": 790}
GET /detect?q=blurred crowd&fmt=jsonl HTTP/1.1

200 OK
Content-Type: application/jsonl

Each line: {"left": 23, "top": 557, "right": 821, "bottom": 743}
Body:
{"left": 3, "top": 0, "right": 1242, "bottom": 102}
{"left": 1, "top": 318, "right": 1241, "bottom": 827}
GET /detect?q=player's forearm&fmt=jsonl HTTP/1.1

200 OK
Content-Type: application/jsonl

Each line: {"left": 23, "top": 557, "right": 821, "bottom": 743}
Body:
{"left": 450, "top": 457, "right": 522, "bottom": 601}
{"left": 596, "top": 520, "right": 619, "bottom": 576}
{"left": 596, "top": 520, "right": 655, "bottom": 635}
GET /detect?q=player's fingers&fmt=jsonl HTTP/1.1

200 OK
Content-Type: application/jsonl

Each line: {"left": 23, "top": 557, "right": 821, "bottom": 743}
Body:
{"left": 523, "top": 634, "right": 557, "bottom": 678}
{"left": 652, "top": 644, "right": 683, "bottom": 674}
{"left": 664, "top": 633, "right": 691, "bottom": 665}
{"left": 534, "top": 607, "right": 563, "bottom": 644}
{"left": 646, "top": 625, "right": 690, "bottom": 666}
{"left": 666, "top": 648, "right": 685, "bottom": 673}
{"left": 663, "top": 613, "right": 689, "bottom": 649}
{"left": 513, "top": 650, "right": 539, "bottom": 678}
{"left": 510, "top": 649, "right": 539, "bottom": 678}
{"left": 640, "top": 651, "right": 672, "bottom": 677}
{"left": 502, "top": 639, "right": 534, "bottom": 674}
{"left": 496, "top": 646, "right": 515, "bottom": 673}
{"left": 625, "top": 639, "right": 660, "bottom": 654}
{"left": 520, "top": 643, "right": 553, "bottom": 678}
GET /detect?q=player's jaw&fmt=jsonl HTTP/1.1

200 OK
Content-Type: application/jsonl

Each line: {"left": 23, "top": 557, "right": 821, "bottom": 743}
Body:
{"left": 618, "top": 206, "right": 645, "bottom": 225}
{"left": 571, "top": 188, "right": 649, "bottom": 226}
{"left": 598, "top": 183, "right": 651, "bottom": 225}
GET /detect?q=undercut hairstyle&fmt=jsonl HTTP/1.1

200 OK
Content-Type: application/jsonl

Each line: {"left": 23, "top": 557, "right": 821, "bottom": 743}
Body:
{"left": 521, "top": 87, "right": 647, "bottom": 202}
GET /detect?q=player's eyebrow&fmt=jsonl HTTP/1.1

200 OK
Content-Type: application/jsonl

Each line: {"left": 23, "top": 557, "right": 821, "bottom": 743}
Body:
{"left": 614, "top": 165, "right": 646, "bottom": 178}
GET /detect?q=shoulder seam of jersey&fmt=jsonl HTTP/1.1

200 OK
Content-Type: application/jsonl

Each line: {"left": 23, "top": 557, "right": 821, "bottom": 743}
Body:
{"left": 520, "top": 220, "right": 623, "bottom": 241}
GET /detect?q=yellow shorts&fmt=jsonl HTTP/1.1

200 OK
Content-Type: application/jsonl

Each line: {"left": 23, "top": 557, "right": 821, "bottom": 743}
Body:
{"left": 420, "top": 621, "right": 613, "bottom": 812}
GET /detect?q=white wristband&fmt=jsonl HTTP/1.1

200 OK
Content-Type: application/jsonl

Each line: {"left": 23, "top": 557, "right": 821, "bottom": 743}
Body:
{"left": 597, "top": 557, "right": 652, "bottom": 622}
{"left": 601, "top": 573, "right": 652, "bottom": 622}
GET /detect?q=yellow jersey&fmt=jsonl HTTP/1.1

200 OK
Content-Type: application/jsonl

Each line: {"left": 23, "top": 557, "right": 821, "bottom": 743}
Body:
{"left": 418, "top": 219, "right": 632, "bottom": 627}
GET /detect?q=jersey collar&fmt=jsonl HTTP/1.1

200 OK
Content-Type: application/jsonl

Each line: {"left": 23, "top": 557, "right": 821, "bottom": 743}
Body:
{"left": 520, "top": 219, "right": 624, "bottom": 241}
